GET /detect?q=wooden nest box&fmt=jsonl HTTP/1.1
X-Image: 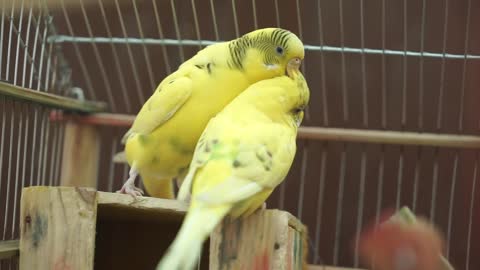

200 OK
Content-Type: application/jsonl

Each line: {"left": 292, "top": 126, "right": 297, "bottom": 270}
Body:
{"left": 19, "top": 187, "right": 307, "bottom": 270}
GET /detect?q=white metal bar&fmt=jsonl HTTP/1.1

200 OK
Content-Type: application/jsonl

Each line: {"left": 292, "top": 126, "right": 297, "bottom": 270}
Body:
{"left": 78, "top": 0, "right": 117, "bottom": 111}
{"left": 37, "top": 108, "right": 46, "bottom": 186}
{"left": 5, "top": 2, "right": 15, "bottom": 82}
{"left": 152, "top": 0, "right": 173, "bottom": 75}
{"left": 313, "top": 143, "right": 327, "bottom": 264}
{"left": 132, "top": 0, "right": 156, "bottom": 90}
{"left": 333, "top": 145, "right": 347, "bottom": 265}
{"left": 40, "top": 111, "right": 51, "bottom": 185}
{"left": 338, "top": 0, "right": 348, "bottom": 123}
{"left": 3, "top": 101, "right": 15, "bottom": 240}
{"left": 46, "top": 35, "right": 480, "bottom": 60}
{"left": 170, "top": 0, "right": 185, "bottom": 62}
{"left": 430, "top": 0, "right": 450, "bottom": 223}
{"left": 231, "top": 0, "right": 239, "bottom": 37}
{"left": 13, "top": 0, "right": 25, "bottom": 86}
{"left": 0, "top": 0, "right": 5, "bottom": 79}
{"left": 209, "top": 0, "right": 219, "bottom": 40}
{"left": 251, "top": 0, "right": 258, "bottom": 29}
{"left": 418, "top": 0, "right": 427, "bottom": 130}
{"left": 97, "top": 0, "right": 131, "bottom": 112}
{"left": 28, "top": 106, "right": 38, "bottom": 186}
{"left": 354, "top": 146, "right": 367, "bottom": 267}
{"left": 27, "top": 11, "right": 41, "bottom": 89}
{"left": 375, "top": 145, "right": 386, "bottom": 224}
{"left": 465, "top": 152, "right": 478, "bottom": 270}
{"left": 316, "top": 1, "right": 329, "bottom": 126}
{"left": 191, "top": 0, "right": 203, "bottom": 50}
{"left": 114, "top": 0, "right": 145, "bottom": 104}
{"left": 359, "top": 0, "right": 368, "bottom": 127}
{"left": 36, "top": 15, "right": 48, "bottom": 91}
{"left": 11, "top": 103, "right": 23, "bottom": 239}
{"left": 296, "top": 144, "right": 308, "bottom": 220}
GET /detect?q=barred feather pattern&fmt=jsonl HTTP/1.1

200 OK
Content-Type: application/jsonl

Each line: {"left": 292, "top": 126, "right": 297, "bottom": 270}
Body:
{"left": 228, "top": 29, "right": 292, "bottom": 70}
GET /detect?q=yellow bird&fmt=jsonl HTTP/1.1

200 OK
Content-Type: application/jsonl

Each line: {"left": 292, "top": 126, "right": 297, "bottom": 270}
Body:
{"left": 117, "top": 28, "right": 304, "bottom": 199}
{"left": 156, "top": 58, "right": 310, "bottom": 270}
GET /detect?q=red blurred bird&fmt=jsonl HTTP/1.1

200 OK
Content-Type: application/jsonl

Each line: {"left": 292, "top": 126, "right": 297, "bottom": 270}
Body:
{"left": 357, "top": 209, "right": 446, "bottom": 270}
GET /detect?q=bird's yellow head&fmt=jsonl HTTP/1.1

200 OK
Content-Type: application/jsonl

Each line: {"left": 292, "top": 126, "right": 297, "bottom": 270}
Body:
{"left": 227, "top": 28, "right": 304, "bottom": 82}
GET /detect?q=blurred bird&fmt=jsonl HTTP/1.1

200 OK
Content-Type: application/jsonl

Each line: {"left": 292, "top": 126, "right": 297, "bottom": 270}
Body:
{"left": 357, "top": 208, "right": 447, "bottom": 270}
{"left": 156, "top": 58, "right": 309, "bottom": 270}
{"left": 116, "top": 28, "right": 305, "bottom": 199}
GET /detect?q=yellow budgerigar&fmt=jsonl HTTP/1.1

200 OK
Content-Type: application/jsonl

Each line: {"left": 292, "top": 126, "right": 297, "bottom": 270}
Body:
{"left": 156, "top": 58, "right": 310, "bottom": 270}
{"left": 117, "top": 28, "right": 304, "bottom": 199}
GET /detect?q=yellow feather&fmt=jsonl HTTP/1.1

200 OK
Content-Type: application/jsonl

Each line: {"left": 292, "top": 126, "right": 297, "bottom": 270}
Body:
{"left": 119, "top": 28, "right": 305, "bottom": 198}
{"left": 157, "top": 65, "right": 310, "bottom": 270}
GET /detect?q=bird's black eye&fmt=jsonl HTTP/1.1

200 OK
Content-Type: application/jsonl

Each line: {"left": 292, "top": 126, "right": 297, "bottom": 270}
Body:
{"left": 276, "top": 46, "right": 284, "bottom": 55}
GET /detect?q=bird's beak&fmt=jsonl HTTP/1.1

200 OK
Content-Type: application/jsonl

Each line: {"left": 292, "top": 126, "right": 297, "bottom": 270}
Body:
{"left": 286, "top": 58, "right": 302, "bottom": 78}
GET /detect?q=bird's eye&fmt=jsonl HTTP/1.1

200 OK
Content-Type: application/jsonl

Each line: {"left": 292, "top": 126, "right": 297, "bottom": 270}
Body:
{"left": 276, "top": 46, "right": 284, "bottom": 55}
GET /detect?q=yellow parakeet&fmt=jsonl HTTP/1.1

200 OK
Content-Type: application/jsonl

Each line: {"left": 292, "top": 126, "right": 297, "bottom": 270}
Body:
{"left": 117, "top": 28, "right": 305, "bottom": 199}
{"left": 156, "top": 58, "right": 310, "bottom": 270}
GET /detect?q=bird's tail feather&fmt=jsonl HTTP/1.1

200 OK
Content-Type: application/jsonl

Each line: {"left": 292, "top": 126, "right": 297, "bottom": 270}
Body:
{"left": 156, "top": 206, "right": 230, "bottom": 270}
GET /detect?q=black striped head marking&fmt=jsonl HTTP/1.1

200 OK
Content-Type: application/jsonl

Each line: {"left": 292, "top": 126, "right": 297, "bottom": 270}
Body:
{"left": 227, "top": 28, "right": 304, "bottom": 71}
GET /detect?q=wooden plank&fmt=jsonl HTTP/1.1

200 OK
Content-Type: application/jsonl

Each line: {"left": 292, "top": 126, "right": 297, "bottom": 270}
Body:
{"left": 50, "top": 112, "right": 480, "bottom": 149}
{"left": 0, "top": 240, "right": 19, "bottom": 259}
{"left": 19, "top": 187, "right": 97, "bottom": 270}
{"left": 0, "top": 81, "right": 107, "bottom": 112}
{"left": 59, "top": 121, "right": 100, "bottom": 188}
{"left": 209, "top": 209, "right": 307, "bottom": 270}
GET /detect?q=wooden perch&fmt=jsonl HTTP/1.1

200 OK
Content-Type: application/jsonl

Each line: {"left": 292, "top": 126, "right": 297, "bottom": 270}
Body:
{"left": 0, "top": 240, "right": 19, "bottom": 260}
{"left": 19, "top": 187, "right": 307, "bottom": 270}
{"left": 49, "top": 112, "right": 480, "bottom": 149}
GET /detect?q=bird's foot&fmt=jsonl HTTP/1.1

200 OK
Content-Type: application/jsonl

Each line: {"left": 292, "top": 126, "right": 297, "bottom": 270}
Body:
{"left": 116, "top": 167, "right": 144, "bottom": 197}
{"left": 117, "top": 183, "right": 144, "bottom": 197}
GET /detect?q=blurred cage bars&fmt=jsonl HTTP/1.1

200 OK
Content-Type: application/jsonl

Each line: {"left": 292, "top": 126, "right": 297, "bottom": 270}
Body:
{"left": 2, "top": 0, "right": 480, "bottom": 270}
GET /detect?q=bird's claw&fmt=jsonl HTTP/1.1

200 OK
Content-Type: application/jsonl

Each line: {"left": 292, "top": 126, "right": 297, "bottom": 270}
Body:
{"left": 117, "top": 184, "right": 144, "bottom": 198}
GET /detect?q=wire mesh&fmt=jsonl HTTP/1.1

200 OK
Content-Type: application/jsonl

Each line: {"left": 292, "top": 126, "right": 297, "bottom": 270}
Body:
{"left": 2, "top": 0, "right": 480, "bottom": 269}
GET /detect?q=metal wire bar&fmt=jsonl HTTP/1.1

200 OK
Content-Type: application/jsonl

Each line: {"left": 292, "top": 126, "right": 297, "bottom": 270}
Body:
{"left": 113, "top": 0, "right": 145, "bottom": 104}
{"left": 77, "top": 0, "right": 117, "bottom": 111}
{"left": 10, "top": 103, "right": 23, "bottom": 239}
{"left": 0, "top": 1, "right": 5, "bottom": 79}
{"left": 170, "top": 0, "right": 185, "bottom": 62}
{"left": 313, "top": 143, "right": 327, "bottom": 265}
{"left": 375, "top": 145, "right": 386, "bottom": 224}
{"left": 446, "top": 0, "right": 472, "bottom": 259}
{"left": 96, "top": 0, "right": 131, "bottom": 112}
{"left": 190, "top": 0, "right": 203, "bottom": 50}
{"left": 333, "top": 145, "right": 347, "bottom": 265}
{"left": 59, "top": 0, "right": 96, "bottom": 100}
{"left": 3, "top": 101, "right": 15, "bottom": 240}
{"left": 359, "top": 0, "right": 368, "bottom": 127}
{"left": 40, "top": 110, "right": 51, "bottom": 185}
{"left": 465, "top": 152, "right": 478, "bottom": 270}
{"left": 209, "top": 0, "right": 219, "bottom": 40}
{"left": 231, "top": 0, "right": 239, "bottom": 38}
{"left": 37, "top": 108, "right": 47, "bottom": 186}
{"left": 338, "top": 0, "right": 349, "bottom": 123}
{"left": 296, "top": 144, "right": 308, "bottom": 220}
{"left": 28, "top": 106, "right": 38, "bottom": 187}
{"left": 317, "top": 1, "right": 328, "bottom": 126}
{"left": 251, "top": 0, "right": 258, "bottom": 29}
{"left": 12, "top": 0, "right": 25, "bottom": 86}
{"left": 27, "top": 8, "right": 42, "bottom": 90}
{"left": 354, "top": 146, "right": 367, "bottom": 267}
{"left": 132, "top": 0, "right": 155, "bottom": 90}
{"left": 36, "top": 15, "right": 49, "bottom": 91}
{"left": 430, "top": 0, "right": 450, "bottom": 223}
{"left": 46, "top": 35, "right": 480, "bottom": 60}
{"left": 5, "top": 2, "right": 15, "bottom": 81}
{"left": 152, "top": 0, "right": 173, "bottom": 75}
